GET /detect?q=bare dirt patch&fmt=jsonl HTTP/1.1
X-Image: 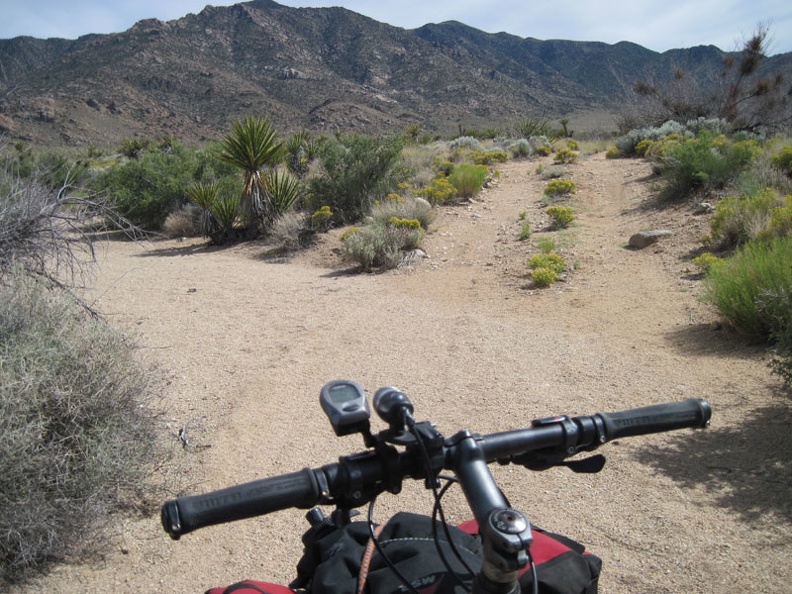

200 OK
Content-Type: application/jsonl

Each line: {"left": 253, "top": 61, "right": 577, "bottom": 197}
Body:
{"left": 11, "top": 153, "right": 791, "bottom": 594}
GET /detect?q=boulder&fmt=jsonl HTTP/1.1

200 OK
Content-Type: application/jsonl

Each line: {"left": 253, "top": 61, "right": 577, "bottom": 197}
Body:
{"left": 628, "top": 229, "right": 672, "bottom": 249}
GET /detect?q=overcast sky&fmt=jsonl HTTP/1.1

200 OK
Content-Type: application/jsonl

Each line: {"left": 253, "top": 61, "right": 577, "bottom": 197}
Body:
{"left": 2, "top": 0, "right": 791, "bottom": 55}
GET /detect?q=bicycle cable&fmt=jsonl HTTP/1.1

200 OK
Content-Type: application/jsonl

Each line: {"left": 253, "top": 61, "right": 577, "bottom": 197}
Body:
{"left": 407, "top": 415, "right": 475, "bottom": 593}
{"left": 366, "top": 497, "right": 422, "bottom": 594}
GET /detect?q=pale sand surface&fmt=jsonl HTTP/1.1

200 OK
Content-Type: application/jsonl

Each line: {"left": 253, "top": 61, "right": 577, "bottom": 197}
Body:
{"left": 12, "top": 154, "right": 791, "bottom": 593}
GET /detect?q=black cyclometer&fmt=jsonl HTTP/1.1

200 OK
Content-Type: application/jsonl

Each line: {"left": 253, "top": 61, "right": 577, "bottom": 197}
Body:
{"left": 320, "top": 380, "right": 371, "bottom": 436}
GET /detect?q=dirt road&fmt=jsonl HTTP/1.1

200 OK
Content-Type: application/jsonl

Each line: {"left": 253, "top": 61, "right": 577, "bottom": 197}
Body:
{"left": 14, "top": 153, "right": 791, "bottom": 593}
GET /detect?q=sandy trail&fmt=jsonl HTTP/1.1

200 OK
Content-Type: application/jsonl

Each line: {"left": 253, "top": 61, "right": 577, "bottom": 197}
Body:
{"left": 13, "top": 153, "right": 791, "bottom": 593}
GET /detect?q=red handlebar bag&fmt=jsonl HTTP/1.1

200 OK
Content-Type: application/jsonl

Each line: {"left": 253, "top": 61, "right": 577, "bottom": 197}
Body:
{"left": 207, "top": 512, "right": 601, "bottom": 594}
{"left": 205, "top": 580, "right": 294, "bottom": 594}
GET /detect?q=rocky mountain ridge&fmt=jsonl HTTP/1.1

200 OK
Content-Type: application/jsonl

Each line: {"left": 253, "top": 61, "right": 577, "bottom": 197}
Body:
{"left": 0, "top": 0, "right": 789, "bottom": 146}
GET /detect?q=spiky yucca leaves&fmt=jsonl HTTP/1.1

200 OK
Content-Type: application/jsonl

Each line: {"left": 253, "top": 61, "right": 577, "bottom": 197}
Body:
{"left": 285, "top": 131, "right": 309, "bottom": 178}
{"left": 219, "top": 116, "right": 283, "bottom": 231}
{"left": 186, "top": 180, "right": 222, "bottom": 239}
{"left": 186, "top": 180, "right": 241, "bottom": 245}
{"left": 266, "top": 168, "right": 302, "bottom": 215}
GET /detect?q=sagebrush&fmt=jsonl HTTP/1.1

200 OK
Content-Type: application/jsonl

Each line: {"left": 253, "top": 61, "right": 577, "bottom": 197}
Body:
{"left": 0, "top": 271, "right": 160, "bottom": 583}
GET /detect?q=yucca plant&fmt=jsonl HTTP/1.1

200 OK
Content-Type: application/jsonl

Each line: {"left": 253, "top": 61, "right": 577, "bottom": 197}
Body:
{"left": 266, "top": 168, "right": 302, "bottom": 216}
{"left": 210, "top": 196, "right": 242, "bottom": 244}
{"left": 219, "top": 116, "right": 284, "bottom": 232}
{"left": 186, "top": 180, "right": 222, "bottom": 239}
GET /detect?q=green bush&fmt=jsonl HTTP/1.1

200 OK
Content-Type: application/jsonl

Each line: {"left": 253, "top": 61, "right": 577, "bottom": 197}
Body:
{"left": 310, "top": 205, "right": 333, "bottom": 230}
{"left": 657, "top": 131, "right": 760, "bottom": 201}
{"left": 692, "top": 252, "right": 721, "bottom": 272}
{"left": 93, "top": 142, "right": 209, "bottom": 230}
{"left": 448, "top": 163, "right": 489, "bottom": 198}
{"left": 710, "top": 188, "right": 788, "bottom": 247}
{"left": 553, "top": 148, "right": 579, "bottom": 164}
{"left": 307, "top": 134, "right": 406, "bottom": 223}
{"left": 528, "top": 252, "right": 567, "bottom": 274}
{"left": 530, "top": 267, "right": 559, "bottom": 286}
{"left": 771, "top": 146, "right": 792, "bottom": 176}
{"left": 0, "top": 271, "right": 158, "bottom": 582}
{"left": 605, "top": 146, "right": 621, "bottom": 159}
{"left": 546, "top": 205, "right": 576, "bottom": 229}
{"left": 704, "top": 235, "right": 792, "bottom": 338}
{"left": 545, "top": 179, "right": 577, "bottom": 198}
{"left": 473, "top": 149, "right": 509, "bottom": 165}
{"left": 518, "top": 221, "right": 532, "bottom": 241}
{"left": 419, "top": 176, "right": 456, "bottom": 205}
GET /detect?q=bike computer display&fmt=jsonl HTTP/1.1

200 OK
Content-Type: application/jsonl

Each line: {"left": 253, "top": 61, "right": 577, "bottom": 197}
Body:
{"left": 320, "top": 380, "right": 370, "bottom": 436}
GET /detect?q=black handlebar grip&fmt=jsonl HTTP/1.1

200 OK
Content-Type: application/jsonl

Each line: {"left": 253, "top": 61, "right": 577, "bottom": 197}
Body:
{"left": 161, "top": 468, "right": 320, "bottom": 539}
{"left": 597, "top": 398, "right": 711, "bottom": 440}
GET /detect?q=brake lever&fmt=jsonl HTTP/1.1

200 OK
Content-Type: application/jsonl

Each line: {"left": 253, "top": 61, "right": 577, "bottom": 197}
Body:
{"left": 507, "top": 453, "right": 606, "bottom": 473}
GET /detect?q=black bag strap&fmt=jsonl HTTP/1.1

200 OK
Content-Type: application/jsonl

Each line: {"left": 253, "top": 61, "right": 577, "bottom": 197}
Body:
{"left": 222, "top": 582, "right": 271, "bottom": 593}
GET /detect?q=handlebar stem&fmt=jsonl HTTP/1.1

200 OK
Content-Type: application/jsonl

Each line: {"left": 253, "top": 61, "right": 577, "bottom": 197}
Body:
{"left": 449, "top": 432, "right": 531, "bottom": 594}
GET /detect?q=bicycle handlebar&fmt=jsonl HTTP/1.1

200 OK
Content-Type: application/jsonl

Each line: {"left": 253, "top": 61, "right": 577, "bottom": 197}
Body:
{"left": 162, "top": 398, "right": 710, "bottom": 540}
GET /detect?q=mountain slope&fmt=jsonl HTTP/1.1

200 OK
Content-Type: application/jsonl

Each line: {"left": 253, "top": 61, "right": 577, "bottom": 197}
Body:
{"left": 0, "top": 0, "right": 788, "bottom": 146}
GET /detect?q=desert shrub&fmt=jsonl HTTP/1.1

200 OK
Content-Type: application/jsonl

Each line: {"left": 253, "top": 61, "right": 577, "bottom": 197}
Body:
{"left": 388, "top": 217, "right": 424, "bottom": 249}
{"left": 0, "top": 159, "right": 136, "bottom": 289}
{"left": 703, "top": 235, "right": 792, "bottom": 338}
{"left": 342, "top": 221, "right": 423, "bottom": 271}
{"left": 605, "top": 146, "right": 621, "bottom": 159}
{"left": 16, "top": 150, "right": 89, "bottom": 191}
{"left": 269, "top": 211, "right": 315, "bottom": 251}
{"left": 448, "top": 136, "right": 482, "bottom": 151}
{"left": 539, "top": 166, "right": 567, "bottom": 180}
{"left": 530, "top": 267, "right": 559, "bottom": 286}
{"left": 432, "top": 159, "right": 455, "bottom": 176}
{"left": 553, "top": 148, "right": 578, "bottom": 164}
{"left": 507, "top": 139, "right": 532, "bottom": 159}
{"left": 534, "top": 145, "right": 552, "bottom": 157}
{"left": 657, "top": 131, "right": 761, "bottom": 201}
{"left": 566, "top": 139, "right": 579, "bottom": 151}
{"left": 615, "top": 120, "right": 691, "bottom": 156}
{"left": 772, "top": 146, "right": 792, "bottom": 176}
{"left": 307, "top": 134, "right": 406, "bottom": 224}
{"left": 634, "top": 139, "right": 654, "bottom": 157}
{"left": 769, "top": 199, "right": 792, "bottom": 237}
{"left": 764, "top": 287, "right": 792, "bottom": 389}
{"left": 545, "top": 179, "right": 577, "bottom": 198}
{"left": 339, "top": 227, "right": 361, "bottom": 241}
{"left": 92, "top": 141, "right": 205, "bottom": 230}
{"left": 710, "top": 188, "right": 788, "bottom": 247}
{"left": 546, "top": 205, "right": 576, "bottom": 229}
{"left": 0, "top": 271, "right": 159, "bottom": 582}
{"left": 473, "top": 149, "right": 509, "bottom": 165}
{"left": 371, "top": 195, "right": 436, "bottom": 230}
{"left": 449, "top": 163, "right": 489, "bottom": 198}
{"left": 692, "top": 252, "right": 721, "bottom": 272}
{"left": 162, "top": 205, "right": 201, "bottom": 238}
{"left": 519, "top": 221, "right": 532, "bottom": 241}
{"left": 528, "top": 252, "right": 567, "bottom": 274}
{"left": 310, "top": 205, "right": 333, "bottom": 230}
{"left": 537, "top": 237, "right": 557, "bottom": 254}
{"left": 419, "top": 176, "right": 457, "bottom": 205}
